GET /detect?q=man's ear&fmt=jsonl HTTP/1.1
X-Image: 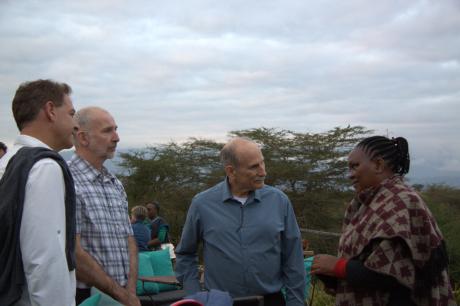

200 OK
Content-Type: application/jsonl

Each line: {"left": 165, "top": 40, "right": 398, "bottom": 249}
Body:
{"left": 76, "top": 130, "right": 90, "bottom": 147}
{"left": 43, "top": 101, "right": 56, "bottom": 121}
{"left": 224, "top": 165, "right": 235, "bottom": 178}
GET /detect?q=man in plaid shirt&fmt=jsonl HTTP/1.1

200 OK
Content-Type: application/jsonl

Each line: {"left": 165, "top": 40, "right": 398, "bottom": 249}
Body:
{"left": 69, "top": 107, "right": 140, "bottom": 306}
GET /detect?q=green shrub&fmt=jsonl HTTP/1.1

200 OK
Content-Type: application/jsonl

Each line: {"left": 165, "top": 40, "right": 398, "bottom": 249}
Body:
{"left": 308, "top": 281, "right": 335, "bottom": 306}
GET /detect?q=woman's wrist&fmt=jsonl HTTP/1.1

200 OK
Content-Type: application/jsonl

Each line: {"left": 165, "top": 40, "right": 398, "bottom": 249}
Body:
{"left": 334, "top": 258, "right": 348, "bottom": 279}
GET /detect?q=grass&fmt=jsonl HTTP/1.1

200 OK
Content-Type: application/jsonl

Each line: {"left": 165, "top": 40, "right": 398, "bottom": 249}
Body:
{"left": 307, "top": 281, "right": 460, "bottom": 305}
{"left": 307, "top": 282, "right": 334, "bottom": 306}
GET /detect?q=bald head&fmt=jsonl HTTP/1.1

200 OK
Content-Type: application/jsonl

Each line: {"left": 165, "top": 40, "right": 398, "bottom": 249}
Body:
{"left": 221, "top": 137, "right": 266, "bottom": 196}
{"left": 73, "top": 106, "right": 119, "bottom": 169}
{"left": 74, "top": 106, "right": 110, "bottom": 131}
{"left": 220, "top": 137, "right": 261, "bottom": 168}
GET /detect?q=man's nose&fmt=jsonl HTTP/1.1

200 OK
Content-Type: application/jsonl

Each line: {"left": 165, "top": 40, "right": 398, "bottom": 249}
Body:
{"left": 258, "top": 165, "right": 266, "bottom": 177}
{"left": 113, "top": 131, "right": 120, "bottom": 143}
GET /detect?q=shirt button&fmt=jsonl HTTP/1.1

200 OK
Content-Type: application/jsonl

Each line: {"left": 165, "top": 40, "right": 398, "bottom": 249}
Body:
{"left": 57, "top": 230, "right": 61, "bottom": 234}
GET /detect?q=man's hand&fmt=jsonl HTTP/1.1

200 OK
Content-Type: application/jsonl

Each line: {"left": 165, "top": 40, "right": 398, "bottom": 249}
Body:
{"left": 125, "top": 291, "right": 140, "bottom": 306}
{"left": 117, "top": 288, "right": 140, "bottom": 306}
{"left": 126, "top": 282, "right": 137, "bottom": 295}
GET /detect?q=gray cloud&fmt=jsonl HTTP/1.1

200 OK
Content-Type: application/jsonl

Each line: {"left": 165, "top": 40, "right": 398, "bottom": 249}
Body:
{"left": 0, "top": 0, "right": 459, "bottom": 184}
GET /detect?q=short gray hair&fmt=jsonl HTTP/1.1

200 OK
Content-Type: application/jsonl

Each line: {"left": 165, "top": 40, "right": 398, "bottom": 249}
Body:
{"left": 74, "top": 106, "right": 108, "bottom": 131}
{"left": 220, "top": 137, "right": 257, "bottom": 167}
{"left": 73, "top": 106, "right": 108, "bottom": 147}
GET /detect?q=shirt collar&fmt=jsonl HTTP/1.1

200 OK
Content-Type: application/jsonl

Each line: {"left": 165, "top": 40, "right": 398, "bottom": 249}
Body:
{"left": 15, "top": 134, "right": 51, "bottom": 149}
{"left": 70, "top": 154, "right": 116, "bottom": 183}
{"left": 221, "top": 177, "right": 262, "bottom": 204}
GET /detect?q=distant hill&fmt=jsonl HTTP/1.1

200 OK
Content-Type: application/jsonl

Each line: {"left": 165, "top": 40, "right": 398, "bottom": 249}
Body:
{"left": 407, "top": 175, "right": 460, "bottom": 188}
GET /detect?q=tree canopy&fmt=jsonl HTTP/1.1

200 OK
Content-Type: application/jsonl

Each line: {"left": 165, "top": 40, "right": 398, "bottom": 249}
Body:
{"left": 117, "top": 126, "right": 460, "bottom": 288}
{"left": 118, "top": 125, "right": 370, "bottom": 237}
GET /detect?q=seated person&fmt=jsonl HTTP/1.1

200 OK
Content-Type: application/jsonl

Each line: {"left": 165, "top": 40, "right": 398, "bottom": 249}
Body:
{"left": 146, "top": 201, "right": 170, "bottom": 250}
{"left": 130, "top": 205, "right": 151, "bottom": 252}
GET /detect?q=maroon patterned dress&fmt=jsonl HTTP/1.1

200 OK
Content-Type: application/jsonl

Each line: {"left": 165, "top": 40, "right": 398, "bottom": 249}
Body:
{"left": 335, "top": 176, "right": 456, "bottom": 306}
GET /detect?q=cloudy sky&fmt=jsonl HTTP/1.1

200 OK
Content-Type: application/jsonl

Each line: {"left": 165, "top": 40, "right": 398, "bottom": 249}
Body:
{"left": 0, "top": 0, "right": 459, "bottom": 184}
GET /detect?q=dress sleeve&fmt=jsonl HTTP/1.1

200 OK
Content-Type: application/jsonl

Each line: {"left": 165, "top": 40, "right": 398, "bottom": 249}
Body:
{"left": 347, "top": 259, "right": 407, "bottom": 290}
{"left": 357, "top": 237, "right": 415, "bottom": 290}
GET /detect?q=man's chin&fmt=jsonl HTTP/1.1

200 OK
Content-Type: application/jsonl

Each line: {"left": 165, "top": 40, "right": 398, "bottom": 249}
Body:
{"left": 58, "top": 140, "right": 74, "bottom": 151}
{"left": 254, "top": 181, "right": 265, "bottom": 189}
{"left": 106, "top": 151, "right": 116, "bottom": 159}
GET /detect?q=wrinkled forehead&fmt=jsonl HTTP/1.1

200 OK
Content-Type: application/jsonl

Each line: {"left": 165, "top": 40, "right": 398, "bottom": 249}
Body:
{"left": 91, "top": 111, "right": 117, "bottom": 130}
{"left": 236, "top": 145, "right": 263, "bottom": 165}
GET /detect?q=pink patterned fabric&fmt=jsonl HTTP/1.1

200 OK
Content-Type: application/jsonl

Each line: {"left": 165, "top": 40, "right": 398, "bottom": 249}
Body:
{"left": 335, "top": 176, "right": 456, "bottom": 306}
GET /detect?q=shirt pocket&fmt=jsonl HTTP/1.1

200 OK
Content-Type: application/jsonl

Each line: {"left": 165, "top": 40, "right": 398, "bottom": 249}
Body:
{"left": 113, "top": 196, "right": 131, "bottom": 235}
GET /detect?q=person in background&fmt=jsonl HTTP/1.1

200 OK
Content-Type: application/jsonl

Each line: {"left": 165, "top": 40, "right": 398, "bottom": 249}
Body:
{"left": 311, "top": 136, "right": 456, "bottom": 306}
{"left": 0, "top": 79, "right": 77, "bottom": 306}
{"left": 175, "top": 137, "right": 305, "bottom": 306}
{"left": 0, "top": 142, "right": 7, "bottom": 159}
{"left": 69, "top": 106, "right": 140, "bottom": 306}
{"left": 130, "top": 205, "right": 151, "bottom": 252}
{"left": 146, "top": 201, "right": 170, "bottom": 249}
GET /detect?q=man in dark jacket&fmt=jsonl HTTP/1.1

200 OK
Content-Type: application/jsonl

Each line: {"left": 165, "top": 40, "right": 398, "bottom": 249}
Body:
{"left": 0, "top": 79, "right": 77, "bottom": 306}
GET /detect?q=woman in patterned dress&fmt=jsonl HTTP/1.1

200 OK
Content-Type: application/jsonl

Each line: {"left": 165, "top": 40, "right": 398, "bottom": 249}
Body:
{"left": 311, "top": 136, "right": 456, "bottom": 306}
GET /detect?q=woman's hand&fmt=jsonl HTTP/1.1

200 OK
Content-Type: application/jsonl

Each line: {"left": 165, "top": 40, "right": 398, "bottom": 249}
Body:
{"left": 311, "top": 254, "right": 339, "bottom": 277}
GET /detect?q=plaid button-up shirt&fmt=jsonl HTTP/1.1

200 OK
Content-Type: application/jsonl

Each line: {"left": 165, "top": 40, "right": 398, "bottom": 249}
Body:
{"left": 69, "top": 154, "right": 133, "bottom": 288}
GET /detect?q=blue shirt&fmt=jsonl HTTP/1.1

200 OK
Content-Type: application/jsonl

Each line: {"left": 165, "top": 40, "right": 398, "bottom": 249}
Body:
{"left": 175, "top": 179, "right": 306, "bottom": 306}
{"left": 132, "top": 221, "right": 151, "bottom": 252}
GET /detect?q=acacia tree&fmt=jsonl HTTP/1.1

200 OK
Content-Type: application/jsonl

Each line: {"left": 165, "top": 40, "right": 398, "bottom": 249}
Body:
{"left": 422, "top": 185, "right": 460, "bottom": 284}
{"left": 118, "top": 125, "right": 370, "bottom": 240}
{"left": 118, "top": 128, "right": 460, "bottom": 288}
{"left": 230, "top": 126, "right": 370, "bottom": 229}
{"left": 118, "top": 139, "right": 225, "bottom": 241}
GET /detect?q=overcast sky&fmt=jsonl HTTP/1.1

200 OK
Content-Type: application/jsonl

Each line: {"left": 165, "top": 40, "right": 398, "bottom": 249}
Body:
{"left": 1, "top": 0, "right": 459, "bottom": 183}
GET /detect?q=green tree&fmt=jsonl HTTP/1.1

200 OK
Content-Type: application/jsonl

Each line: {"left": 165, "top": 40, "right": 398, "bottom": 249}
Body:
{"left": 118, "top": 125, "right": 369, "bottom": 242}
{"left": 118, "top": 139, "right": 225, "bottom": 241}
{"left": 422, "top": 185, "right": 460, "bottom": 285}
{"left": 230, "top": 126, "right": 369, "bottom": 230}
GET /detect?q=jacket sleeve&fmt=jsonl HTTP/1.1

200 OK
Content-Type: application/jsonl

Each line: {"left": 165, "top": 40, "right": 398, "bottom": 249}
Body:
{"left": 174, "top": 200, "right": 202, "bottom": 294}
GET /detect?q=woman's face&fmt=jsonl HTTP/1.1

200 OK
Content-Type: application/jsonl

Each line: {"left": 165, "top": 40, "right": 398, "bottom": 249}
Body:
{"left": 348, "top": 147, "right": 381, "bottom": 193}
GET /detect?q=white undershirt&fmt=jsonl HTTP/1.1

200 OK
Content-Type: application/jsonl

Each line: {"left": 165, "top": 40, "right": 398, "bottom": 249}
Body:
{"left": 232, "top": 195, "right": 248, "bottom": 205}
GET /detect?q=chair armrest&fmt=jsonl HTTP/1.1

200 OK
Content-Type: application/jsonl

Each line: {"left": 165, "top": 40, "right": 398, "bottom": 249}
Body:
{"left": 138, "top": 275, "right": 180, "bottom": 285}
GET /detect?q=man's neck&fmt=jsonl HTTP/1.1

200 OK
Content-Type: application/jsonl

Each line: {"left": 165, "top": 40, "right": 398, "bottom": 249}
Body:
{"left": 230, "top": 187, "right": 251, "bottom": 198}
{"left": 228, "top": 178, "right": 251, "bottom": 197}
{"left": 75, "top": 150, "right": 104, "bottom": 171}
{"left": 20, "top": 127, "right": 58, "bottom": 151}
